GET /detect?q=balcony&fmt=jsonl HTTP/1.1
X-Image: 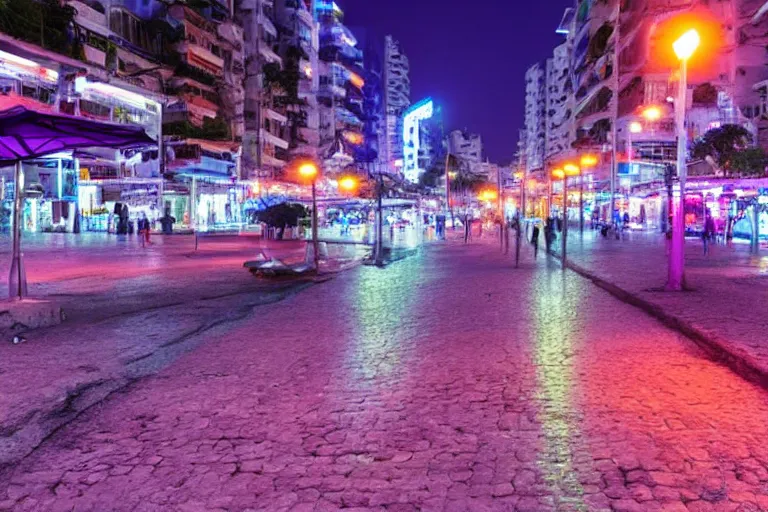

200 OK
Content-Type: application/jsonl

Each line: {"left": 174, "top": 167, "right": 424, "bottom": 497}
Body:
{"left": 165, "top": 100, "right": 219, "bottom": 128}
{"left": 70, "top": 0, "right": 108, "bottom": 33}
{"left": 258, "top": 42, "right": 282, "bottom": 65}
{"left": 258, "top": 12, "right": 278, "bottom": 38}
{"left": 261, "top": 128, "right": 289, "bottom": 150}
{"left": 83, "top": 45, "right": 107, "bottom": 67}
{"left": 178, "top": 42, "right": 225, "bottom": 76}
{"left": 264, "top": 107, "right": 288, "bottom": 124}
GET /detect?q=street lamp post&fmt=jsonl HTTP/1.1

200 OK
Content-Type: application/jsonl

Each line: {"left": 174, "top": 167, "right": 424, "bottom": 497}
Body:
{"left": 562, "top": 164, "right": 580, "bottom": 269}
{"left": 579, "top": 155, "right": 598, "bottom": 233}
{"left": 299, "top": 162, "right": 320, "bottom": 271}
{"left": 668, "top": 28, "right": 700, "bottom": 291}
{"left": 552, "top": 168, "right": 565, "bottom": 267}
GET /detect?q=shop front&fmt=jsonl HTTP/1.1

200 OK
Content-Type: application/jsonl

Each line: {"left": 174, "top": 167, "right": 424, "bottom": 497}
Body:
{"left": 0, "top": 154, "right": 79, "bottom": 234}
{"left": 79, "top": 178, "right": 163, "bottom": 233}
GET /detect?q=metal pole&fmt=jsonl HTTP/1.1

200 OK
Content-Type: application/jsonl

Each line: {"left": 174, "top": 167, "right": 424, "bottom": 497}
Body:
{"left": 579, "top": 173, "right": 584, "bottom": 233}
{"left": 516, "top": 165, "right": 527, "bottom": 266}
{"left": 610, "top": 2, "right": 620, "bottom": 229}
{"left": 668, "top": 57, "right": 688, "bottom": 290}
{"left": 312, "top": 181, "right": 319, "bottom": 270}
{"left": 376, "top": 173, "right": 384, "bottom": 265}
{"left": 752, "top": 203, "right": 760, "bottom": 254}
{"left": 445, "top": 153, "right": 455, "bottom": 231}
{"left": 9, "top": 161, "right": 26, "bottom": 299}
{"left": 561, "top": 177, "right": 567, "bottom": 270}
{"left": 498, "top": 166, "right": 503, "bottom": 251}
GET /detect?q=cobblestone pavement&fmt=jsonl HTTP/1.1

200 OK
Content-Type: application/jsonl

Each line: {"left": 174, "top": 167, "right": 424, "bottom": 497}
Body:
{"left": 0, "top": 234, "right": 363, "bottom": 466}
{"left": 4, "top": 242, "right": 768, "bottom": 511}
{"left": 553, "top": 229, "right": 768, "bottom": 378}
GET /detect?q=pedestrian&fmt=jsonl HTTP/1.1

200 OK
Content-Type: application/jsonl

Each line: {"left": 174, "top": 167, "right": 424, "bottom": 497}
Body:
{"left": 138, "top": 212, "right": 151, "bottom": 247}
{"left": 159, "top": 208, "right": 176, "bottom": 235}
{"left": 531, "top": 221, "right": 540, "bottom": 259}
{"left": 703, "top": 209, "right": 715, "bottom": 255}
{"left": 544, "top": 217, "right": 554, "bottom": 254}
{"left": 464, "top": 214, "right": 471, "bottom": 243}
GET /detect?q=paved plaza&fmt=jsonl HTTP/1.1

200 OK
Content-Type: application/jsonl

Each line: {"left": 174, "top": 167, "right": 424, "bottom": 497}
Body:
{"left": 2, "top": 240, "right": 768, "bottom": 511}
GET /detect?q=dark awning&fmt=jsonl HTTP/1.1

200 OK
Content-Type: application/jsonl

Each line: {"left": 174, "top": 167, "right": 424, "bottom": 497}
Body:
{"left": 0, "top": 106, "right": 155, "bottom": 163}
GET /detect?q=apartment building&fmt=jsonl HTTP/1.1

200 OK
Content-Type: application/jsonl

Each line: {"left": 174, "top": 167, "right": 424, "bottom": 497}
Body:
{"left": 447, "top": 130, "right": 483, "bottom": 175}
{"left": 523, "top": 62, "right": 547, "bottom": 174}
{"left": 315, "top": 1, "right": 366, "bottom": 173}
{"left": 381, "top": 35, "right": 410, "bottom": 175}
{"left": 275, "top": 0, "right": 321, "bottom": 159}
{"left": 237, "top": 0, "right": 288, "bottom": 178}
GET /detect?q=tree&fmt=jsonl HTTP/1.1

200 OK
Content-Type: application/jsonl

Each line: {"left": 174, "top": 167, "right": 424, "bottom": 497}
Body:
{"left": 691, "top": 124, "right": 753, "bottom": 176}
{"left": 419, "top": 163, "right": 445, "bottom": 189}
{"left": 730, "top": 147, "right": 768, "bottom": 177}
{"left": 258, "top": 203, "right": 308, "bottom": 240}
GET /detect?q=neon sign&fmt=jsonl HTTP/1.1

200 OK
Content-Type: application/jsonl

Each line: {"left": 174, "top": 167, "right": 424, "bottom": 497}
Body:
{"left": 402, "top": 98, "right": 434, "bottom": 183}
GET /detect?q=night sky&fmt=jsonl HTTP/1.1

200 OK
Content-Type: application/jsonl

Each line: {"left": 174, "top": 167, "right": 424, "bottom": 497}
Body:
{"left": 341, "top": 0, "right": 573, "bottom": 165}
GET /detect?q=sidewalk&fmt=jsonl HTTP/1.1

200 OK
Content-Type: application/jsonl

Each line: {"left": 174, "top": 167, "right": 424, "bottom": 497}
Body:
{"left": 0, "top": 233, "right": 365, "bottom": 468}
{"left": 552, "top": 228, "right": 768, "bottom": 385}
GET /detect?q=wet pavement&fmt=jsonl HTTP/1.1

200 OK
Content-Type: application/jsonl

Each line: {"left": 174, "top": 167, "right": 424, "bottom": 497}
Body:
{"left": 554, "top": 229, "right": 768, "bottom": 381}
{"left": 0, "top": 234, "right": 362, "bottom": 467}
{"left": 3, "top": 241, "right": 768, "bottom": 511}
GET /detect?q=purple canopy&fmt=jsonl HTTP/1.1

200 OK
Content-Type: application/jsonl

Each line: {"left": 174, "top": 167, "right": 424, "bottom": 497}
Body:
{"left": 0, "top": 106, "right": 155, "bottom": 163}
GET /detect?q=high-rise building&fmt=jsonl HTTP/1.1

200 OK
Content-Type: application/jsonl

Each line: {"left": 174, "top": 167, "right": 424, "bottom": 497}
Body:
{"left": 403, "top": 97, "right": 443, "bottom": 183}
{"left": 237, "top": 0, "right": 289, "bottom": 178}
{"left": 381, "top": 35, "right": 410, "bottom": 175}
{"left": 315, "top": 1, "right": 366, "bottom": 173}
{"left": 447, "top": 130, "right": 483, "bottom": 175}
{"left": 545, "top": 41, "right": 573, "bottom": 162}
{"left": 275, "top": 0, "right": 321, "bottom": 159}
{"left": 523, "top": 62, "right": 546, "bottom": 174}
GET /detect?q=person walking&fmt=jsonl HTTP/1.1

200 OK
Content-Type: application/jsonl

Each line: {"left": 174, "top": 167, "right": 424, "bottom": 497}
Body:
{"left": 531, "top": 221, "right": 540, "bottom": 259}
{"left": 703, "top": 210, "right": 715, "bottom": 255}
{"left": 544, "top": 217, "right": 554, "bottom": 255}
{"left": 138, "top": 212, "right": 151, "bottom": 247}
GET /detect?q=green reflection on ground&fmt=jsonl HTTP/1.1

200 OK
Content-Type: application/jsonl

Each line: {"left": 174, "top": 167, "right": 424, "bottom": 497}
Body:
{"left": 348, "top": 255, "right": 425, "bottom": 383}
{"left": 531, "top": 272, "right": 588, "bottom": 510}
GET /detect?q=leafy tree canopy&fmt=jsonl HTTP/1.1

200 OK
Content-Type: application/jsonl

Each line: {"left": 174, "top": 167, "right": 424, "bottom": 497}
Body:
{"left": 258, "top": 203, "right": 307, "bottom": 229}
{"left": 691, "top": 124, "right": 755, "bottom": 175}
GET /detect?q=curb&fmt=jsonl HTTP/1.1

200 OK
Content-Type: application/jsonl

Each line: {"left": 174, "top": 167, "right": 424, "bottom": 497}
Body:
{"left": 554, "top": 252, "right": 768, "bottom": 390}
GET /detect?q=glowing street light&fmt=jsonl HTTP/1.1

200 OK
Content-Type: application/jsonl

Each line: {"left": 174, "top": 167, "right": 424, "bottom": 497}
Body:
{"left": 296, "top": 160, "right": 321, "bottom": 270}
{"left": 641, "top": 106, "right": 662, "bottom": 122}
{"left": 478, "top": 189, "right": 498, "bottom": 202}
{"left": 673, "top": 29, "right": 701, "bottom": 60}
{"left": 298, "top": 162, "right": 319, "bottom": 180}
{"left": 338, "top": 175, "right": 359, "bottom": 193}
{"left": 564, "top": 163, "right": 580, "bottom": 176}
{"left": 668, "top": 28, "right": 700, "bottom": 291}
{"left": 580, "top": 154, "right": 598, "bottom": 168}
{"left": 629, "top": 121, "right": 643, "bottom": 134}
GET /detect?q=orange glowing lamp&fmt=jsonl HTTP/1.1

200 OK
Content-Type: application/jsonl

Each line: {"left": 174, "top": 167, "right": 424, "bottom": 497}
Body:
{"left": 674, "top": 29, "right": 701, "bottom": 61}
{"left": 564, "top": 163, "right": 580, "bottom": 176}
{"left": 298, "top": 161, "right": 319, "bottom": 181}
{"left": 478, "top": 189, "right": 498, "bottom": 202}
{"left": 338, "top": 175, "right": 359, "bottom": 193}
{"left": 641, "top": 106, "right": 662, "bottom": 122}
{"left": 551, "top": 168, "right": 565, "bottom": 180}
{"left": 580, "top": 154, "right": 598, "bottom": 168}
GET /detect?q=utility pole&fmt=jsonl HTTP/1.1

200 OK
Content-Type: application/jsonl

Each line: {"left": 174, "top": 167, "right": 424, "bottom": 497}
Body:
{"left": 610, "top": 1, "right": 621, "bottom": 229}
{"left": 375, "top": 172, "right": 384, "bottom": 266}
{"left": 497, "top": 165, "right": 504, "bottom": 251}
